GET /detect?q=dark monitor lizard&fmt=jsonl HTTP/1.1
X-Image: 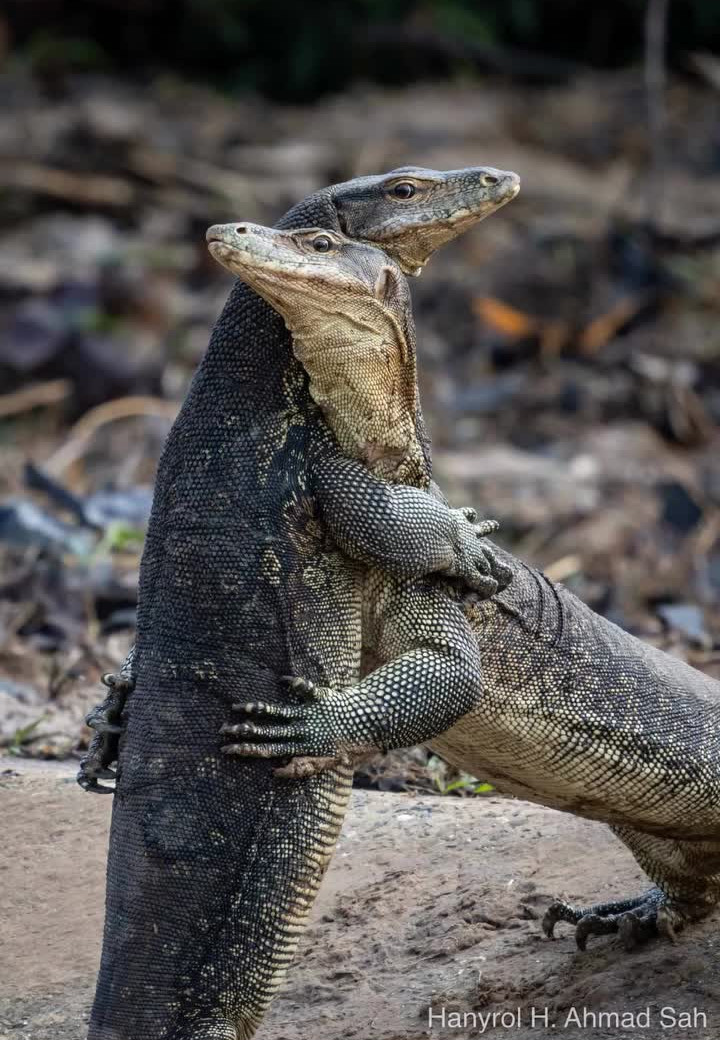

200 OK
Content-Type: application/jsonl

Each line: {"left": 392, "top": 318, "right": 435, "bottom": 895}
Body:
{"left": 80, "top": 167, "right": 519, "bottom": 1040}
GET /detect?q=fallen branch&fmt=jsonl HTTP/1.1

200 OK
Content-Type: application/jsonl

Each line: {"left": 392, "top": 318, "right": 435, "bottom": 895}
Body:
{"left": 0, "top": 160, "right": 135, "bottom": 209}
{"left": 128, "top": 147, "right": 259, "bottom": 208}
{"left": 0, "top": 380, "right": 72, "bottom": 420}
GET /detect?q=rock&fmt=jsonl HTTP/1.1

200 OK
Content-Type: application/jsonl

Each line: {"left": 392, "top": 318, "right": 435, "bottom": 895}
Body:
{"left": 657, "top": 480, "right": 703, "bottom": 533}
{"left": 0, "top": 500, "right": 94, "bottom": 555}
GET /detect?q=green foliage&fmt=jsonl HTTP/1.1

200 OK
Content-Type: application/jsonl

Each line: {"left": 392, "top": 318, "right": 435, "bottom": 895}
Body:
{"left": 427, "top": 754, "right": 494, "bottom": 797}
{"left": 91, "top": 522, "right": 145, "bottom": 561}
{"left": 7, "top": 715, "right": 48, "bottom": 756}
{"left": 21, "top": 31, "right": 108, "bottom": 75}
{"left": 8, "top": 1, "right": 720, "bottom": 100}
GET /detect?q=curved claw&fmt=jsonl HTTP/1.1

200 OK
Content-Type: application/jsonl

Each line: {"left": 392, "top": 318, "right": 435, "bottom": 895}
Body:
{"left": 101, "top": 671, "right": 135, "bottom": 694}
{"left": 77, "top": 771, "right": 116, "bottom": 794}
{"left": 76, "top": 759, "right": 117, "bottom": 792}
{"left": 92, "top": 766, "right": 117, "bottom": 780}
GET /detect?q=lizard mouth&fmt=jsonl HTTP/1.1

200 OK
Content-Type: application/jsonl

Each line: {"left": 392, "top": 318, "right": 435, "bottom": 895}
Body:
{"left": 206, "top": 230, "right": 232, "bottom": 247}
{"left": 207, "top": 239, "right": 235, "bottom": 258}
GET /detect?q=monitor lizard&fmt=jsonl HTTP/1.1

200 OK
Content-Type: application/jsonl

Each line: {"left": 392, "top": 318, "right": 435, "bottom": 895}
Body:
{"left": 207, "top": 220, "right": 720, "bottom": 955}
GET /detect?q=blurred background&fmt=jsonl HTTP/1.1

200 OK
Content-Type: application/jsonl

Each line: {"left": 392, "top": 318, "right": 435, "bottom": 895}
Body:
{"left": 1, "top": 1, "right": 720, "bottom": 789}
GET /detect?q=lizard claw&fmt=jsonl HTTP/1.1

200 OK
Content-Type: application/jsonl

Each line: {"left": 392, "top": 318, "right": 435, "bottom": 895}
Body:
{"left": 85, "top": 713, "right": 123, "bottom": 735}
{"left": 447, "top": 512, "right": 511, "bottom": 598}
{"left": 222, "top": 678, "right": 338, "bottom": 761}
{"left": 101, "top": 671, "right": 135, "bottom": 694}
{"left": 76, "top": 771, "right": 117, "bottom": 794}
{"left": 222, "top": 741, "right": 304, "bottom": 759}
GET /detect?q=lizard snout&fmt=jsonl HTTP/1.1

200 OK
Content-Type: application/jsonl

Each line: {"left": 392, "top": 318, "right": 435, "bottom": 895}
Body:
{"left": 206, "top": 223, "right": 247, "bottom": 245}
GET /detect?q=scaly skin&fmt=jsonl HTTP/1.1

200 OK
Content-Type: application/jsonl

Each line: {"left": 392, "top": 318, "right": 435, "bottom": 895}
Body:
{"left": 213, "top": 222, "right": 720, "bottom": 953}
{"left": 83, "top": 167, "right": 520, "bottom": 1040}
{"left": 79, "top": 164, "right": 519, "bottom": 794}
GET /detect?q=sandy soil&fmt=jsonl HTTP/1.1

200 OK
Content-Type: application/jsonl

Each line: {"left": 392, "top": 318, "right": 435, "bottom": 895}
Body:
{"left": 1, "top": 761, "right": 718, "bottom": 1040}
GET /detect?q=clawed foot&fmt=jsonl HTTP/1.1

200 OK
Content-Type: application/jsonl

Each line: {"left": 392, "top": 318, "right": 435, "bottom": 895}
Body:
{"left": 220, "top": 676, "right": 345, "bottom": 776}
{"left": 449, "top": 508, "right": 512, "bottom": 598}
{"left": 77, "top": 670, "right": 134, "bottom": 793}
{"left": 542, "top": 888, "right": 667, "bottom": 951}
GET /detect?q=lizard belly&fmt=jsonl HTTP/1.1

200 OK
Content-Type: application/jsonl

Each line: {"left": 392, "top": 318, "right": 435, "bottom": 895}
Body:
{"left": 90, "top": 380, "right": 363, "bottom": 1038}
{"left": 428, "top": 596, "right": 720, "bottom": 842}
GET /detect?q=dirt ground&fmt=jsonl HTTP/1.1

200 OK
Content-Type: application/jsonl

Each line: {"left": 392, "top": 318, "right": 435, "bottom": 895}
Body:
{"left": 1, "top": 761, "right": 718, "bottom": 1040}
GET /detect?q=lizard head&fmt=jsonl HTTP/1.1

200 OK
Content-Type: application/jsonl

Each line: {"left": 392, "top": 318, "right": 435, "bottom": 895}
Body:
{"left": 206, "top": 221, "right": 427, "bottom": 483}
{"left": 329, "top": 165, "right": 520, "bottom": 275}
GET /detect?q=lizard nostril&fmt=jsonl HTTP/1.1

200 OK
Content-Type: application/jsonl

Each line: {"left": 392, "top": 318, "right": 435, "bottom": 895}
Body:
{"left": 235, "top": 225, "right": 248, "bottom": 234}
{"left": 481, "top": 174, "right": 499, "bottom": 187}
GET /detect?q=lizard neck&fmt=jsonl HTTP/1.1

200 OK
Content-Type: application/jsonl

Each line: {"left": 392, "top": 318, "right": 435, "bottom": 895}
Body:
{"left": 192, "top": 188, "right": 344, "bottom": 413}
{"left": 290, "top": 297, "right": 430, "bottom": 489}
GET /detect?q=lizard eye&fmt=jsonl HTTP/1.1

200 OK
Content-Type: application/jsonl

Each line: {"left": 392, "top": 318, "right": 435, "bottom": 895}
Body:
{"left": 312, "top": 235, "right": 333, "bottom": 252}
{"left": 392, "top": 182, "right": 416, "bottom": 200}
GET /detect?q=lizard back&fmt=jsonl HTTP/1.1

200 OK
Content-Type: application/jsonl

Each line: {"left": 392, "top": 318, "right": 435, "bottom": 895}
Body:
{"left": 89, "top": 200, "right": 361, "bottom": 1040}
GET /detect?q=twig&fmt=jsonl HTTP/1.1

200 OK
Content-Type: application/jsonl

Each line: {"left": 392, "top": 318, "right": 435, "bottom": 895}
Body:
{"left": 644, "top": 0, "right": 670, "bottom": 224}
{"left": 0, "top": 379, "right": 72, "bottom": 420}
{"left": 128, "top": 148, "right": 260, "bottom": 208}
{"left": 0, "top": 160, "right": 135, "bottom": 209}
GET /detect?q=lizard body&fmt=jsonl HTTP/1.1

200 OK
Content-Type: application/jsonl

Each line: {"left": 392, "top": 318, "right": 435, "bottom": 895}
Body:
{"left": 83, "top": 168, "right": 519, "bottom": 1039}
{"left": 212, "top": 222, "right": 720, "bottom": 952}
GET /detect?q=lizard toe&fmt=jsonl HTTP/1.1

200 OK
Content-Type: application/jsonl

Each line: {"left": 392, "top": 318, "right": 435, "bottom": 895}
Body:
{"left": 280, "top": 675, "right": 319, "bottom": 700}
{"left": 221, "top": 721, "right": 302, "bottom": 741}
{"left": 230, "top": 700, "right": 298, "bottom": 719}
{"left": 221, "top": 740, "right": 301, "bottom": 759}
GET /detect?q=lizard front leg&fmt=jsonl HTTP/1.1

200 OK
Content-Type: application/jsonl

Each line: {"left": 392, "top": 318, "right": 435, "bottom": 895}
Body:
{"left": 223, "top": 454, "right": 505, "bottom": 776}
{"left": 222, "top": 581, "right": 484, "bottom": 778}
{"left": 311, "top": 452, "right": 512, "bottom": 595}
